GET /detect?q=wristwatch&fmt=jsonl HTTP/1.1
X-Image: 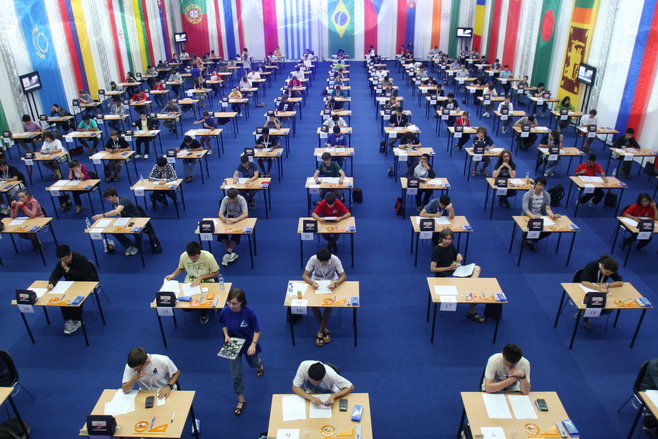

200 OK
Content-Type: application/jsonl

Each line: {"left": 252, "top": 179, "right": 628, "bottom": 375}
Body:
{"left": 167, "top": 384, "right": 174, "bottom": 389}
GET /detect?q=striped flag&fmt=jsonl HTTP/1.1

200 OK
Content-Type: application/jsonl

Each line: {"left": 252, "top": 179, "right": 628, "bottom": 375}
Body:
{"left": 472, "top": 0, "right": 486, "bottom": 51}
{"left": 502, "top": 0, "right": 522, "bottom": 70}
{"left": 531, "top": 0, "right": 561, "bottom": 86}
{"left": 486, "top": 0, "right": 502, "bottom": 61}
{"left": 364, "top": 0, "right": 383, "bottom": 52}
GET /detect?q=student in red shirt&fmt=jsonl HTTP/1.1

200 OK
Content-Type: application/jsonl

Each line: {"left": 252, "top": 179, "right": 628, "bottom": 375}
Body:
{"left": 621, "top": 193, "right": 658, "bottom": 251}
{"left": 574, "top": 153, "right": 607, "bottom": 207}
{"left": 311, "top": 193, "right": 351, "bottom": 253}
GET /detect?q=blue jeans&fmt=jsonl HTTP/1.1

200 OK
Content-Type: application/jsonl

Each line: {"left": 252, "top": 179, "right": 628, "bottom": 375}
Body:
{"left": 229, "top": 351, "right": 262, "bottom": 395}
{"left": 183, "top": 159, "right": 199, "bottom": 177}
{"left": 545, "top": 156, "right": 562, "bottom": 175}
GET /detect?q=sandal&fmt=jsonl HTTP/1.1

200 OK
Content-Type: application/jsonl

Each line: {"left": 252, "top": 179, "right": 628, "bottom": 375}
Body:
{"left": 75, "top": 205, "right": 84, "bottom": 215}
{"left": 315, "top": 334, "right": 324, "bottom": 347}
{"left": 234, "top": 400, "right": 246, "bottom": 416}
{"left": 105, "top": 177, "right": 113, "bottom": 182}
{"left": 113, "top": 176, "right": 119, "bottom": 182}
{"left": 465, "top": 312, "right": 486, "bottom": 323}
{"left": 322, "top": 329, "right": 332, "bottom": 344}
{"left": 257, "top": 365, "right": 265, "bottom": 377}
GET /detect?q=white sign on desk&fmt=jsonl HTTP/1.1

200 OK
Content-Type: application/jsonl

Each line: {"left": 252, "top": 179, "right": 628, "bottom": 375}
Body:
{"left": 277, "top": 429, "right": 300, "bottom": 439}
{"left": 90, "top": 228, "right": 104, "bottom": 240}
{"left": 583, "top": 308, "right": 602, "bottom": 318}
{"left": 583, "top": 184, "right": 595, "bottom": 194}
{"left": 624, "top": 153, "right": 634, "bottom": 162}
{"left": 389, "top": 131, "right": 397, "bottom": 139}
{"left": 134, "top": 187, "right": 145, "bottom": 197}
{"left": 24, "top": 159, "right": 33, "bottom": 166}
{"left": 496, "top": 187, "right": 508, "bottom": 196}
{"left": 301, "top": 232, "right": 313, "bottom": 241}
{"left": 50, "top": 190, "right": 61, "bottom": 197}
{"left": 18, "top": 304, "right": 34, "bottom": 314}
{"left": 440, "top": 296, "right": 457, "bottom": 311}
{"left": 308, "top": 184, "right": 320, "bottom": 195}
{"left": 291, "top": 299, "right": 307, "bottom": 315}
{"left": 200, "top": 233, "right": 213, "bottom": 241}
{"left": 419, "top": 231, "right": 432, "bottom": 240}
{"left": 157, "top": 307, "right": 174, "bottom": 317}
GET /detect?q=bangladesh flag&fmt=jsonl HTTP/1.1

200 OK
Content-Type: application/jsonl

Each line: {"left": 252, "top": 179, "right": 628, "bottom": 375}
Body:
{"left": 531, "top": 0, "right": 561, "bottom": 86}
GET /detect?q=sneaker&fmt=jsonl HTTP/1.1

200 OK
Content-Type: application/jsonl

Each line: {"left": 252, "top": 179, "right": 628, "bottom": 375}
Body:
{"left": 135, "top": 154, "right": 142, "bottom": 159}
{"left": 501, "top": 127, "right": 507, "bottom": 134}
{"left": 144, "top": 154, "right": 149, "bottom": 160}
{"left": 479, "top": 169, "right": 488, "bottom": 176}
{"left": 162, "top": 197, "right": 168, "bottom": 207}
{"left": 583, "top": 318, "right": 593, "bottom": 329}
{"left": 125, "top": 246, "right": 134, "bottom": 256}
{"left": 64, "top": 320, "right": 74, "bottom": 334}
{"left": 64, "top": 320, "right": 82, "bottom": 334}
{"left": 238, "top": 113, "right": 243, "bottom": 117}
{"left": 483, "top": 112, "right": 490, "bottom": 117}
{"left": 540, "top": 112, "right": 545, "bottom": 118}
{"left": 228, "top": 252, "right": 239, "bottom": 262}
{"left": 588, "top": 200, "right": 593, "bottom": 208}
{"left": 471, "top": 170, "right": 477, "bottom": 177}
{"left": 333, "top": 243, "right": 339, "bottom": 253}
{"left": 416, "top": 205, "right": 423, "bottom": 212}
{"left": 222, "top": 253, "right": 231, "bottom": 266}
{"left": 54, "top": 170, "right": 61, "bottom": 179}
{"left": 249, "top": 198, "right": 256, "bottom": 210}
{"left": 544, "top": 172, "right": 553, "bottom": 177}
{"left": 130, "top": 246, "right": 139, "bottom": 256}
{"left": 207, "top": 150, "right": 213, "bottom": 155}
{"left": 524, "top": 240, "right": 537, "bottom": 251}
{"left": 200, "top": 314, "right": 209, "bottom": 324}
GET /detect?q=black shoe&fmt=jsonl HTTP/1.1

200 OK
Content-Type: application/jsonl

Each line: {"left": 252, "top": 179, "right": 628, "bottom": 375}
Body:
{"left": 162, "top": 197, "right": 168, "bottom": 207}
{"left": 333, "top": 243, "right": 339, "bottom": 253}
{"left": 524, "top": 240, "right": 537, "bottom": 251}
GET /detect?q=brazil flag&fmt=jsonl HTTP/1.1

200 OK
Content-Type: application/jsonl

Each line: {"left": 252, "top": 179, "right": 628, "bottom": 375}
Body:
{"left": 328, "top": 0, "right": 355, "bottom": 58}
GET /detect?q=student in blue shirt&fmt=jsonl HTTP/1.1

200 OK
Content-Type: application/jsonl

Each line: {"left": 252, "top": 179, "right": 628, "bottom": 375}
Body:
{"left": 192, "top": 111, "right": 217, "bottom": 154}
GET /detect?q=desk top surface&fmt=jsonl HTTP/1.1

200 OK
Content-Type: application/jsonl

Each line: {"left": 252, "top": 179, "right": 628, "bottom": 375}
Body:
{"left": 427, "top": 277, "right": 503, "bottom": 304}
{"left": 283, "top": 280, "right": 360, "bottom": 307}
{"left": 410, "top": 215, "right": 471, "bottom": 232}
{"left": 512, "top": 215, "right": 577, "bottom": 232}
{"left": 561, "top": 282, "right": 650, "bottom": 309}
{"left": 297, "top": 217, "right": 355, "bottom": 233}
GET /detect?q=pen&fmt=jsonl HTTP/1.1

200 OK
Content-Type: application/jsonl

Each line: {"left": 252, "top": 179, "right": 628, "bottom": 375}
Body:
{"left": 171, "top": 411, "right": 176, "bottom": 423}
{"left": 60, "top": 294, "right": 66, "bottom": 302}
{"left": 149, "top": 416, "right": 155, "bottom": 429}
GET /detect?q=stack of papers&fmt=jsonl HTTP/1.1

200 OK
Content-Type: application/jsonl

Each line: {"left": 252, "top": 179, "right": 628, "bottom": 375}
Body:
{"left": 281, "top": 395, "right": 306, "bottom": 421}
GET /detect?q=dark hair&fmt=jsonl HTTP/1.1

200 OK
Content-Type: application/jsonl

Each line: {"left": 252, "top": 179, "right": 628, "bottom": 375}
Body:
{"left": 527, "top": 115, "right": 535, "bottom": 122}
{"left": 494, "top": 149, "right": 514, "bottom": 168}
{"left": 321, "top": 152, "right": 332, "bottom": 161}
{"left": 227, "top": 287, "right": 247, "bottom": 306}
{"left": 202, "top": 111, "right": 210, "bottom": 117}
{"left": 636, "top": 192, "right": 652, "bottom": 205}
{"left": 186, "top": 241, "right": 201, "bottom": 256}
{"left": 102, "top": 187, "right": 118, "bottom": 197}
{"left": 68, "top": 160, "right": 80, "bottom": 169}
{"left": 127, "top": 347, "right": 148, "bottom": 368}
{"left": 439, "top": 228, "right": 454, "bottom": 240}
{"left": 534, "top": 176, "right": 547, "bottom": 186}
{"left": 626, "top": 128, "right": 635, "bottom": 135}
{"left": 157, "top": 156, "right": 167, "bottom": 167}
{"left": 550, "top": 130, "right": 560, "bottom": 140}
{"left": 421, "top": 153, "right": 431, "bottom": 161}
{"left": 109, "top": 130, "right": 119, "bottom": 137}
{"left": 589, "top": 109, "right": 597, "bottom": 116}
{"left": 317, "top": 248, "right": 331, "bottom": 262}
{"left": 332, "top": 115, "right": 339, "bottom": 121}
{"left": 308, "top": 362, "right": 327, "bottom": 381}
{"left": 22, "top": 114, "right": 31, "bottom": 122}
{"left": 16, "top": 189, "right": 31, "bottom": 198}
{"left": 597, "top": 254, "right": 619, "bottom": 273}
{"left": 139, "top": 111, "right": 146, "bottom": 116}
{"left": 82, "top": 114, "right": 91, "bottom": 121}
{"left": 476, "top": 126, "right": 488, "bottom": 135}
{"left": 325, "top": 192, "right": 337, "bottom": 204}
{"left": 262, "top": 127, "right": 270, "bottom": 135}
{"left": 560, "top": 96, "right": 571, "bottom": 106}
{"left": 240, "top": 155, "right": 250, "bottom": 163}
{"left": 55, "top": 245, "right": 71, "bottom": 258}
{"left": 0, "top": 159, "right": 7, "bottom": 167}
{"left": 447, "top": 93, "right": 454, "bottom": 99}
{"left": 587, "top": 153, "right": 597, "bottom": 162}
{"left": 227, "top": 188, "right": 238, "bottom": 198}
{"left": 537, "top": 82, "right": 545, "bottom": 88}
{"left": 333, "top": 125, "right": 341, "bottom": 134}
{"left": 439, "top": 195, "right": 451, "bottom": 206}
{"left": 502, "top": 343, "right": 523, "bottom": 365}
{"left": 183, "top": 135, "right": 193, "bottom": 143}
{"left": 43, "top": 131, "right": 56, "bottom": 141}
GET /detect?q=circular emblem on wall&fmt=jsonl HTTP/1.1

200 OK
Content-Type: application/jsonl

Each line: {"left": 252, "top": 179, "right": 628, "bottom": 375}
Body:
{"left": 407, "top": 0, "right": 417, "bottom": 7}
{"left": 442, "top": 13, "right": 450, "bottom": 22}
{"left": 32, "top": 27, "right": 49, "bottom": 60}
{"left": 185, "top": 4, "right": 203, "bottom": 24}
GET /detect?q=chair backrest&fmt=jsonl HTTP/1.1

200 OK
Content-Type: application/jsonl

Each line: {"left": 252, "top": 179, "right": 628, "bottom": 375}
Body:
{"left": 87, "top": 259, "right": 100, "bottom": 282}
{"left": 572, "top": 268, "right": 584, "bottom": 283}
{"left": 634, "top": 360, "right": 651, "bottom": 398}
{"left": 479, "top": 363, "right": 487, "bottom": 391}
{"left": 325, "top": 363, "right": 340, "bottom": 375}
{"left": 40, "top": 206, "right": 47, "bottom": 217}
{"left": 0, "top": 350, "right": 19, "bottom": 387}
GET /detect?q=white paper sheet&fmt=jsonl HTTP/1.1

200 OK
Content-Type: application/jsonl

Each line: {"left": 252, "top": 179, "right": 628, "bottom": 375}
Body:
{"left": 157, "top": 397, "right": 166, "bottom": 407}
{"left": 309, "top": 395, "right": 332, "bottom": 418}
{"left": 646, "top": 390, "right": 658, "bottom": 408}
{"left": 579, "top": 284, "right": 599, "bottom": 294}
{"left": 114, "top": 218, "right": 130, "bottom": 226}
{"left": 480, "top": 426, "right": 506, "bottom": 439}
{"left": 540, "top": 216, "right": 555, "bottom": 226}
{"left": 620, "top": 218, "right": 638, "bottom": 228}
{"left": 434, "top": 285, "right": 458, "bottom": 295}
{"left": 509, "top": 178, "right": 525, "bottom": 185}
{"left": 9, "top": 219, "right": 26, "bottom": 225}
{"left": 590, "top": 177, "right": 604, "bottom": 183}
{"left": 238, "top": 178, "right": 249, "bottom": 184}
{"left": 31, "top": 288, "right": 48, "bottom": 298}
{"left": 427, "top": 179, "right": 443, "bottom": 185}
{"left": 281, "top": 395, "right": 306, "bottom": 421}
{"left": 482, "top": 393, "right": 512, "bottom": 419}
{"left": 96, "top": 219, "right": 112, "bottom": 228}
{"left": 104, "top": 389, "right": 137, "bottom": 416}
{"left": 160, "top": 279, "right": 179, "bottom": 293}
{"left": 50, "top": 180, "right": 67, "bottom": 187}
{"left": 315, "top": 280, "right": 332, "bottom": 295}
{"left": 50, "top": 281, "right": 74, "bottom": 295}
{"left": 507, "top": 395, "right": 538, "bottom": 419}
{"left": 321, "top": 177, "right": 340, "bottom": 184}
{"left": 277, "top": 429, "right": 300, "bottom": 439}
{"left": 453, "top": 263, "right": 476, "bottom": 277}
{"left": 181, "top": 283, "right": 200, "bottom": 296}
{"left": 435, "top": 217, "right": 451, "bottom": 225}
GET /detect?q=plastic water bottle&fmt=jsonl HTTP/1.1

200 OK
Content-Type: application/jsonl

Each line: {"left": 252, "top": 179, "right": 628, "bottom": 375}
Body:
{"left": 85, "top": 217, "right": 91, "bottom": 230}
{"left": 219, "top": 274, "right": 225, "bottom": 291}
{"left": 525, "top": 171, "right": 530, "bottom": 185}
{"left": 288, "top": 282, "right": 293, "bottom": 294}
{"left": 139, "top": 174, "right": 144, "bottom": 182}
{"left": 612, "top": 167, "right": 617, "bottom": 177}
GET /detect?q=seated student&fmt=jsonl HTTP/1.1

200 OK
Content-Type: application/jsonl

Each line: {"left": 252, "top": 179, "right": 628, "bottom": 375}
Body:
{"left": 640, "top": 358, "right": 658, "bottom": 435}
{"left": 438, "top": 93, "right": 460, "bottom": 127}
{"left": 278, "top": 93, "right": 296, "bottom": 113}
{"left": 471, "top": 127, "right": 495, "bottom": 177}
{"left": 124, "top": 71, "right": 138, "bottom": 96}
{"left": 233, "top": 155, "right": 260, "bottom": 210}
{"left": 322, "top": 114, "right": 347, "bottom": 128}
{"left": 292, "top": 361, "right": 354, "bottom": 406}
{"left": 329, "top": 84, "right": 347, "bottom": 98}
{"left": 574, "top": 153, "right": 607, "bottom": 208}
{"left": 613, "top": 128, "right": 641, "bottom": 179}
{"left": 218, "top": 188, "right": 248, "bottom": 266}
{"left": 468, "top": 75, "right": 487, "bottom": 106}
{"left": 498, "top": 65, "right": 513, "bottom": 95}
{"left": 388, "top": 107, "right": 411, "bottom": 148}
{"left": 9, "top": 189, "right": 44, "bottom": 251}
{"left": 420, "top": 194, "right": 455, "bottom": 246}
{"left": 77, "top": 90, "right": 96, "bottom": 115}
{"left": 263, "top": 114, "right": 281, "bottom": 130}
{"left": 255, "top": 127, "right": 280, "bottom": 178}
{"left": 540, "top": 130, "right": 564, "bottom": 177}
{"left": 578, "top": 109, "right": 598, "bottom": 153}
{"left": 430, "top": 228, "right": 484, "bottom": 322}
{"left": 131, "top": 112, "right": 159, "bottom": 160}
{"left": 513, "top": 114, "right": 539, "bottom": 151}
{"left": 481, "top": 84, "right": 498, "bottom": 117}
{"left": 91, "top": 187, "right": 143, "bottom": 256}
{"left": 47, "top": 245, "right": 98, "bottom": 334}
{"left": 325, "top": 97, "right": 343, "bottom": 111}
{"left": 192, "top": 111, "right": 217, "bottom": 155}
{"left": 16, "top": 114, "right": 43, "bottom": 153}
{"left": 40, "top": 131, "right": 64, "bottom": 179}
{"left": 177, "top": 135, "right": 204, "bottom": 183}
{"left": 162, "top": 99, "right": 181, "bottom": 133}
{"left": 76, "top": 114, "right": 101, "bottom": 155}
{"left": 555, "top": 96, "right": 575, "bottom": 130}
{"left": 455, "top": 65, "right": 469, "bottom": 93}
{"left": 169, "top": 70, "right": 183, "bottom": 98}
{"left": 122, "top": 347, "right": 180, "bottom": 398}
{"left": 482, "top": 343, "right": 531, "bottom": 394}
{"left": 108, "top": 97, "right": 127, "bottom": 133}
{"left": 397, "top": 131, "right": 420, "bottom": 150}
{"left": 521, "top": 176, "right": 561, "bottom": 251}
{"left": 312, "top": 192, "right": 351, "bottom": 253}
{"left": 58, "top": 160, "right": 90, "bottom": 214}
{"left": 151, "top": 79, "right": 167, "bottom": 106}
{"left": 577, "top": 254, "right": 622, "bottom": 328}
{"left": 104, "top": 130, "right": 131, "bottom": 182}
{"left": 0, "top": 159, "right": 26, "bottom": 202}
{"left": 325, "top": 126, "right": 347, "bottom": 166}
{"left": 497, "top": 96, "right": 514, "bottom": 133}
{"left": 516, "top": 75, "right": 529, "bottom": 105}
{"left": 130, "top": 89, "right": 149, "bottom": 114}
{"left": 531, "top": 82, "right": 549, "bottom": 117}
{"left": 302, "top": 248, "right": 347, "bottom": 346}
{"left": 405, "top": 153, "right": 436, "bottom": 211}
{"left": 314, "top": 152, "right": 346, "bottom": 202}
{"left": 228, "top": 86, "right": 243, "bottom": 116}
{"left": 50, "top": 103, "right": 73, "bottom": 137}
{"left": 492, "top": 149, "right": 517, "bottom": 208}
{"left": 383, "top": 82, "right": 398, "bottom": 97}
{"left": 148, "top": 156, "right": 178, "bottom": 208}
{"left": 452, "top": 111, "right": 471, "bottom": 150}
{"left": 387, "top": 95, "right": 402, "bottom": 112}
{"left": 621, "top": 193, "right": 658, "bottom": 251}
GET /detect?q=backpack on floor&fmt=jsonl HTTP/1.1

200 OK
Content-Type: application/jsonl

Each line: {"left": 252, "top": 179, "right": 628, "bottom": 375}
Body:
{"left": 0, "top": 417, "right": 30, "bottom": 439}
{"left": 547, "top": 184, "right": 564, "bottom": 207}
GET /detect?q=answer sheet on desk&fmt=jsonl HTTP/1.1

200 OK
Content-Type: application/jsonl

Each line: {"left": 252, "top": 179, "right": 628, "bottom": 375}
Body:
{"left": 96, "top": 219, "right": 112, "bottom": 228}
{"left": 281, "top": 395, "right": 306, "bottom": 421}
{"left": 507, "top": 395, "right": 537, "bottom": 419}
{"left": 482, "top": 393, "right": 512, "bottom": 418}
{"left": 50, "top": 281, "right": 74, "bottom": 295}
{"left": 315, "top": 280, "right": 332, "bottom": 295}
{"left": 434, "top": 285, "right": 458, "bottom": 296}
{"left": 105, "top": 389, "right": 137, "bottom": 415}
{"left": 309, "top": 395, "right": 332, "bottom": 418}
{"left": 160, "top": 279, "right": 179, "bottom": 293}
{"left": 114, "top": 218, "right": 130, "bottom": 226}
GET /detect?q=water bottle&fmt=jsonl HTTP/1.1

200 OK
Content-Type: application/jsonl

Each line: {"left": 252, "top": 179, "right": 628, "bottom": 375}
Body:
{"left": 612, "top": 167, "right": 617, "bottom": 177}
{"left": 525, "top": 171, "right": 530, "bottom": 185}
{"left": 219, "top": 274, "right": 225, "bottom": 290}
{"left": 85, "top": 217, "right": 91, "bottom": 230}
{"left": 139, "top": 174, "right": 144, "bottom": 182}
{"left": 288, "top": 282, "right": 293, "bottom": 294}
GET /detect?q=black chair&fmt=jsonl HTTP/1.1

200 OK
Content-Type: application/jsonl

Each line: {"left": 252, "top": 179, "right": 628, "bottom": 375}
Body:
{"left": 87, "top": 259, "right": 109, "bottom": 303}
{"left": 624, "top": 361, "right": 651, "bottom": 439}
{"left": 0, "top": 351, "right": 35, "bottom": 401}
{"left": 325, "top": 363, "right": 340, "bottom": 375}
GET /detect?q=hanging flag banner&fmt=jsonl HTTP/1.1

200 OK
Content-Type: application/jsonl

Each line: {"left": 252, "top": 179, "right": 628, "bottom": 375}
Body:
{"left": 531, "top": 0, "right": 561, "bottom": 86}
{"left": 328, "top": 0, "right": 354, "bottom": 57}
{"left": 180, "top": 0, "right": 209, "bottom": 55}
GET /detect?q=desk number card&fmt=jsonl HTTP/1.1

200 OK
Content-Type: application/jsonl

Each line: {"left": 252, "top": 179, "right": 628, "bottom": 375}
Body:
{"left": 495, "top": 177, "right": 508, "bottom": 196}
{"left": 24, "top": 152, "right": 34, "bottom": 166}
{"left": 200, "top": 233, "right": 213, "bottom": 241}
{"left": 587, "top": 124, "right": 597, "bottom": 138}
{"left": 157, "top": 307, "right": 174, "bottom": 317}
{"left": 521, "top": 124, "right": 530, "bottom": 138}
{"left": 134, "top": 187, "right": 145, "bottom": 197}
{"left": 526, "top": 218, "right": 543, "bottom": 240}
{"left": 419, "top": 218, "right": 434, "bottom": 239}
{"left": 440, "top": 296, "right": 457, "bottom": 311}
{"left": 454, "top": 125, "right": 463, "bottom": 138}
{"left": 18, "top": 304, "right": 35, "bottom": 314}
{"left": 548, "top": 145, "right": 559, "bottom": 162}
{"left": 90, "top": 229, "right": 104, "bottom": 240}
{"left": 50, "top": 190, "right": 61, "bottom": 197}
{"left": 291, "top": 299, "right": 308, "bottom": 315}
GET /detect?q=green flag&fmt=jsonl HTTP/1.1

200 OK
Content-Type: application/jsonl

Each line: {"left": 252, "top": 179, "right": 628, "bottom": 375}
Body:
{"left": 531, "top": 0, "right": 562, "bottom": 86}
{"left": 328, "top": 0, "right": 354, "bottom": 58}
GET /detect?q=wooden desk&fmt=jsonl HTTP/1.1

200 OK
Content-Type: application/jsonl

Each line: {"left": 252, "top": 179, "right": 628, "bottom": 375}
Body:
{"left": 195, "top": 218, "right": 258, "bottom": 268}
{"left": 463, "top": 148, "right": 505, "bottom": 181}
{"left": 0, "top": 181, "right": 21, "bottom": 206}
{"left": 458, "top": 391, "right": 570, "bottom": 439}
{"left": 606, "top": 146, "right": 658, "bottom": 176}
{"left": 297, "top": 217, "right": 356, "bottom": 268}
{"left": 1, "top": 218, "right": 57, "bottom": 265}
{"left": 130, "top": 179, "right": 186, "bottom": 219}
{"left": 427, "top": 277, "right": 506, "bottom": 343}
{"left": 549, "top": 109, "right": 583, "bottom": 131}
{"left": 554, "top": 282, "right": 652, "bottom": 349}
{"left": 409, "top": 216, "right": 471, "bottom": 266}
{"left": 399, "top": 175, "right": 448, "bottom": 219}
{"left": 576, "top": 126, "right": 619, "bottom": 151}
{"left": 20, "top": 150, "right": 68, "bottom": 184}
{"left": 313, "top": 147, "right": 354, "bottom": 176}
{"left": 45, "top": 179, "right": 104, "bottom": 218}
{"left": 185, "top": 128, "right": 224, "bottom": 156}
{"left": 508, "top": 215, "right": 579, "bottom": 266}
{"left": 80, "top": 389, "right": 199, "bottom": 438}
{"left": 177, "top": 98, "right": 200, "bottom": 120}
{"left": 129, "top": 129, "right": 163, "bottom": 156}
{"left": 101, "top": 114, "right": 130, "bottom": 134}
{"left": 63, "top": 131, "right": 102, "bottom": 153}
{"left": 611, "top": 217, "right": 658, "bottom": 267}
{"left": 253, "top": 128, "right": 291, "bottom": 157}
{"left": 492, "top": 110, "right": 526, "bottom": 136}
{"left": 535, "top": 147, "right": 585, "bottom": 176}
{"left": 91, "top": 150, "right": 138, "bottom": 183}
{"left": 511, "top": 125, "right": 551, "bottom": 155}
{"left": 283, "top": 280, "right": 359, "bottom": 346}
{"left": 86, "top": 217, "right": 150, "bottom": 267}
{"left": 220, "top": 178, "right": 272, "bottom": 219}
{"left": 446, "top": 126, "right": 478, "bottom": 155}
{"left": 391, "top": 146, "right": 435, "bottom": 182}
{"left": 175, "top": 149, "right": 210, "bottom": 184}
{"left": 305, "top": 177, "right": 354, "bottom": 213}
{"left": 268, "top": 393, "right": 372, "bottom": 439}
{"left": 316, "top": 126, "right": 352, "bottom": 148}
{"left": 11, "top": 280, "right": 101, "bottom": 346}
{"left": 630, "top": 391, "right": 658, "bottom": 438}
{"left": 566, "top": 176, "right": 625, "bottom": 217}
{"left": 150, "top": 282, "right": 232, "bottom": 347}
{"left": 211, "top": 111, "right": 239, "bottom": 136}
{"left": 0, "top": 387, "right": 29, "bottom": 438}
{"left": 484, "top": 178, "right": 532, "bottom": 220}
{"left": 384, "top": 127, "right": 422, "bottom": 159}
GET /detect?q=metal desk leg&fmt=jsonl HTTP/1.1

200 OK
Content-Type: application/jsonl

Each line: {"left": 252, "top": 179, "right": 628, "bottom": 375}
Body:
{"left": 7, "top": 396, "right": 29, "bottom": 439}
{"left": 189, "top": 403, "right": 200, "bottom": 439}
{"left": 492, "top": 317, "right": 500, "bottom": 343}
{"left": 19, "top": 312, "right": 36, "bottom": 344}
{"left": 630, "top": 308, "right": 647, "bottom": 348}
{"left": 554, "top": 290, "right": 567, "bottom": 327}
{"left": 569, "top": 310, "right": 582, "bottom": 350}
{"left": 566, "top": 233, "right": 576, "bottom": 266}
{"left": 248, "top": 234, "right": 254, "bottom": 268}
{"left": 288, "top": 308, "right": 296, "bottom": 346}
{"left": 456, "top": 407, "right": 466, "bottom": 439}
{"left": 156, "top": 312, "right": 168, "bottom": 347}
{"left": 430, "top": 302, "right": 438, "bottom": 343}
{"left": 94, "top": 290, "right": 106, "bottom": 325}
{"left": 79, "top": 319, "right": 90, "bottom": 346}
{"left": 350, "top": 234, "right": 354, "bottom": 268}
{"left": 353, "top": 308, "right": 357, "bottom": 346}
